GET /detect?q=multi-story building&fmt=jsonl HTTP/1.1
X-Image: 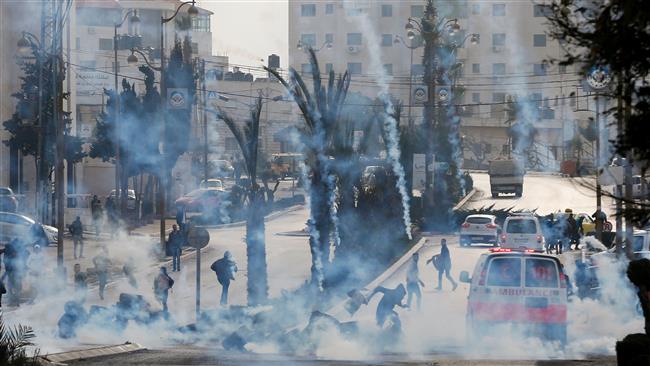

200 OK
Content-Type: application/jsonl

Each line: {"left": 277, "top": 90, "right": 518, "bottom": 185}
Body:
{"left": 289, "top": 1, "right": 599, "bottom": 171}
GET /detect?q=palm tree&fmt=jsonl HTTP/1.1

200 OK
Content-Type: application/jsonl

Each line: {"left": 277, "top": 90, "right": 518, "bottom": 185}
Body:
{"left": 213, "top": 96, "right": 268, "bottom": 305}
{"left": 0, "top": 314, "right": 39, "bottom": 366}
{"left": 266, "top": 49, "right": 350, "bottom": 290}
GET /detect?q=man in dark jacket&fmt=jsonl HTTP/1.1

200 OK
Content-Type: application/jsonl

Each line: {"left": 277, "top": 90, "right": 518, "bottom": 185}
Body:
{"left": 428, "top": 239, "right": 458, "bottom": 291}
{"left": 368, "top": 284, "right": 407, "bottom": 328}
{"left": 168, "top": 225, "right": 183, "bottom": 272}
{"left": 69, "top": 216, "right": 84, "bottom": 259}
{"left": 211, "top": 251, "right": 237, "bottom": 305}
{"left": 154, "top": 266, "right": 174, "bottom": 312}
{"left": 90, "top": 195, "right": 102, "bottom": 236}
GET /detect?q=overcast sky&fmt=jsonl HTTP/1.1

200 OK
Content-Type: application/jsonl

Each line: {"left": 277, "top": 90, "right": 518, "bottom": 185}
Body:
{"left": 198, "top": 0, "right": 288, "bottom": 73}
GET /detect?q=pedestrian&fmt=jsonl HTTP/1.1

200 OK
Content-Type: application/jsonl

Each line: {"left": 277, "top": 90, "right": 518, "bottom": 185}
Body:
{"left": 123, "top": 257, "right": 138, "bottom": 288}
{"left": 428, "top": 239, "right": 458, "bottom": 291}
{"left": 73, "top": 263, "right": 87, "bottom": 302}
{"left": 3, "top": 239, "right": 28, "bottom": 306}
{"left": 92, "top": 247, "right": 112, "bottom": 300}
{"left": 153, "top": 266, "right": 174, "bottom": 312}
{"left": 406, "top": 253, "right": 425, "bottom": 311}
{"left": 368, "top": 284, "right": 407, "bottom": 328}
{"left": 69, "top": 216, "right": 84, "bottom": 259}
{"left": 91, "top": 195, "right": 103, "bottom": 236}
{"left": 210, "top": 251, "right": 238, "bottom": 305}
{"left": 563, "top": 209, "right": 578, "bottom": 251}
{"left": 105, "top": 196, "right": 116, "bottom": 237}
{"left": 168, "top": 224, "right": 183, "bottom": 272}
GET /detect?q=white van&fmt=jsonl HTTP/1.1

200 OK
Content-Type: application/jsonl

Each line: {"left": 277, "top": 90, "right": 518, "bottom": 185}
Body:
{"left": 460, "top": 249, "right": 568, "bottom": 345}
{"left": 500, "top": 214, "right": 545, "bottom": 251}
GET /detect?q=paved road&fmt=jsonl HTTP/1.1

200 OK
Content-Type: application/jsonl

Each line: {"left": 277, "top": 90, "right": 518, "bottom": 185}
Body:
{"left": 466, "top": 173, "right": 616, "bottom": 216}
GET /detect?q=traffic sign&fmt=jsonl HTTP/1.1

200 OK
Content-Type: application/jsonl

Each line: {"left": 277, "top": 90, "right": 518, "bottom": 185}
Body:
{"left": 187, "top": 227, "right": 210, "bottom": 249}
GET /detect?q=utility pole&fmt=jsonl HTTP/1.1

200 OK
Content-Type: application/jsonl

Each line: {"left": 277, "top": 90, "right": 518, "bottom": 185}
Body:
{"left": 202, "top": 59, "right": 208, "bottom": 184}
{"left": 52, "top": 0, "right": 66, "bottom": 268}
{"left": 594, "top": 94, "right": 603, "bottom": 242}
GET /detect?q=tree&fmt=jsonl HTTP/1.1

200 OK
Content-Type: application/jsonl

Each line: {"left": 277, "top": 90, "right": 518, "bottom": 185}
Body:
{"left": 266, "top": 49, "right": 351, "bottom": 290}
{"left": 214, "top": 97, "right": 269, "bottom": 305}
{"left": 545, "top": 0, "right": 650, "bottom": 225}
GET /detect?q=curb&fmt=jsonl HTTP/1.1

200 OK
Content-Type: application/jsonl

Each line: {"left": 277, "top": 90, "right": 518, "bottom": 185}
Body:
{"left": 39, "top": 342, "right": 145, "bottom": 365}
{"left": 452, "top": 188, "right": 477, "bottom": 211}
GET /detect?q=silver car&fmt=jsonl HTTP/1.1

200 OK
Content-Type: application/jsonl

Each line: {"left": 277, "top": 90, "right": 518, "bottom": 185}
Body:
{"left": 0, "top": 212, "right": 58, "bottom": 245}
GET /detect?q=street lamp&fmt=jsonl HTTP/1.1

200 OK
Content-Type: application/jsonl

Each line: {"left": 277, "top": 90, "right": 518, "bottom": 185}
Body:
{"left": 127, "top": 48, "right": 162, "bottom": 71}
{"left": 114, "top": 9, "right": 140, "bottom": 217}
{"left": 158, "top": 0, "right": 199, "bottom": 250}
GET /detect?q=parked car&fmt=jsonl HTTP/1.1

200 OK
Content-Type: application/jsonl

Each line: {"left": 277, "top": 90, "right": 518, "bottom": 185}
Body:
{"left": 460, "top": 214, "right": 500, "bottom": 247}
{"left": 107, "top": 189, "right": 137, "bottom": 210}
{"left": 200, "top": 179, "right": 225, "bottom": 191}
{"left": 0, "top": 187, "right": 18, "bottom": 212}
{"left": 591, "top": 229, "right": 650, "bottom": 261}
{"left": 460, "top": 248, "right": 568, "bottom": 345}
{"left": 270, "top": 153, "right": 304, "bottom": 179}
{"left": 500, "top": 213, "right": 545, "bottom": 251}
{"left": 175, "top": 188, "right": 228, "bottom": 213}
{"left": 0, "top": 212, "right": 58, "bottom": 246}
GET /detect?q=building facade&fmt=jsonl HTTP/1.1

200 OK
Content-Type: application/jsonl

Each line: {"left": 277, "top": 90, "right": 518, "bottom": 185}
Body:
{"left": 288, "top": 1, "right": 599, "bottom": 171}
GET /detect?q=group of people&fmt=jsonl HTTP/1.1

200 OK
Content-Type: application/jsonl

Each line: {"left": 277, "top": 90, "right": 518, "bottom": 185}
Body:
{"left": 366, "top": 239, "right": 458, "bottom": 330}
{"left": 90, "top": 194, "right": 119, "bottom": 238}
{"left": 542, "top": 209, "right": 583, "bottom": 254}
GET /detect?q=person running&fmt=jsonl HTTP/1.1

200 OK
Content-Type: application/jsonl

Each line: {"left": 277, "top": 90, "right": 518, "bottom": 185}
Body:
{"left": 428, "top": 239, "right": 458, "bottom": 291}
{"left": 368, "top": 284, "right": 408, "bottom": 328}
{"left": 153, "top": 266, "right": 174, "bottom": 312}
{"left": 406, "top": 253, "right": 425, "bottom": 311}
{"left": 92, "top": 247, "right": 112, "bottom": 300}
{"left": 210, "top": 251, "right": 238, "bottom": 305}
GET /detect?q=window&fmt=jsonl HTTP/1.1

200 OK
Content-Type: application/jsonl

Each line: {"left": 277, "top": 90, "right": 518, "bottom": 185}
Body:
{"left": 491, "top": 92, "right": 506, "bottom": 118}
{"left": 301, "top": 4, "right": 316, "bottom": 16}
{"left": 525, "top": 258, "right": 559, "bottom": 288}
{"left": 559, "top": 65, "right": 567, "bottom": 74}
{"left": 75, "top": 37, "right": 80, "bottom": 50}
{"left": 472, "top": 63, "right": 480, "bottom": 74}
{"left": 506, "top": 219, "right": 538, "bottom": 234}
{"left": 533, "top": 34, "right": 546, "bottom": 47}
{"left": 530, "top": 92, "right": 543, "bottom": 107}
{"left": 492, "top": 63, "right": 506, "bottom": 75}
{"left": 487, "top": 257, "right": 521, "bottom": 287}
{"left": 492, "top": 33, "right": 506, "bottom": 46}
{"left": 325, "top": 63, "right": 334, "bottom": 74}
{"left": 533, "top": 63, "right": 547, "bottom": 76}
{"left": 347, "top": 33, "right": 362, "bottom": 45}
{"left": 381, "top": 34, "right": 393, "bottom": 47}
{"left": 191, "top": 42, "right": 198, "bottom": 54}
{"left": 325, "top": 33, "right": 334, "bottom": 44}
{"left": 381, "top": 4, "right": 392, "bottom": 17}
{"left": 99, "top": 38, "right": 113, "bottom": 50}
{"left": 411, "top": 5, "right": 424, "bottom": 17}
{"left": 466, "top": 217, "right": 492, "bottom": 225}
{"left": 346, "top": 8, "right": 362, "bottom": 16}
{"left": 325, "top": 3, "right": 334, "bottom": 14}
{"left": 472, "top": 92, "right": 480, "bottom": 103}
{"left": 472, "top": 4, "right": 480, "bottom": 15}
{"left": 301, "top": 33, "right": 316, "bottom": 47}
{"left": 347, "top": 62, "right": 362, "bottom": 75}
{"left": 492, "top": 3, "right": 506, "bottom": 16}
{"left": 301, "top": 63, "right": 313, "bottom": 76}
{"left": 534, "top": 4, "right": 552, "bottom": 17}
{"left": 383, "top": 64, "right": 393, "bottom": 75}
{"left": 191, "top": 14, "right": 211, "bottom": 32}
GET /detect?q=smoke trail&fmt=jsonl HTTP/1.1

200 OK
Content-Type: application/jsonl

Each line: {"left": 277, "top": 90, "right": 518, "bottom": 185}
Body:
{"left": 354, "top": 12, "right": 412, "bottom": 240}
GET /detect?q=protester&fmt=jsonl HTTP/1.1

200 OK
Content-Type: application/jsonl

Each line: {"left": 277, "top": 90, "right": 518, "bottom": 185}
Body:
{"left": 90, "top": 195, "right": 103, "bottom": 236}
{"left": 69, "top": 216, "right": 84, "bottom": 259}
{"left": 153, "top": 266, "right": 174, "bottom": 312}
{"left": 211, "top": 251, "right": 238, "bottom": 305}
{"left": 105, "top": 196, "right": 117, "bottom": 238}
{"left": 123, "top": 257, "right": 138, "bottom": 288}
{"left": 73, "top": 263, "right": 87, "bottom": 302}
{"left": 27, "top": 244, "right": 44, "bottom": 303}
{"left": 92, "top": 247, "right": 112, "bottom": 300}
{"left": 168, "top": 224, "right": 183, "bottom": 272}
{"left": 428, "top": 239, "right": 458, "bottom": 291}
{"left": 3, "top": 239, "right": 28, "bottom": 306}
{"left": 406, "top": 253, "right": 425, "bottom": 311}
{"left": 368, "top": 284, "right": 407, "bottom": 328}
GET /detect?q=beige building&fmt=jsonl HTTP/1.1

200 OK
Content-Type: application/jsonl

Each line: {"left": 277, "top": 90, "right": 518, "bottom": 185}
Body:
{"left": 288, "top": 1, "right": 599, "bottom": 171}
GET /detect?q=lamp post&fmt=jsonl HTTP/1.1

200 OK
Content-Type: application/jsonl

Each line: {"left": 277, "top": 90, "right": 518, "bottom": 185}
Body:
{"left": 404, "top": 7, "right": 470, "bottom": 217}
{"left": 114, "top": 9, "right": 140, "bottom": 217}
{"left": 158, "top": 0, "right": 198, "bottom": 250}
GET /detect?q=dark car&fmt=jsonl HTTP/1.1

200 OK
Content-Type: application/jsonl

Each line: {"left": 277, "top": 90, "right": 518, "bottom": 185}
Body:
{"left": 0, "top": 187, "right": 18, "bottom": 212}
